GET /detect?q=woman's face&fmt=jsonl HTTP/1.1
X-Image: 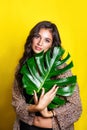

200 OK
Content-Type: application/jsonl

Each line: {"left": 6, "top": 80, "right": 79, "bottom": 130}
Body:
{"left": 31, "top": 28, "right": 53, "bottom": 53}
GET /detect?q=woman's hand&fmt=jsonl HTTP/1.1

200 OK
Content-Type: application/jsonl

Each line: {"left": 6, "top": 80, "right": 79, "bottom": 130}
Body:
{"left": 28, "top": 85, "right": 58, "bottom": 113}
{"left": 40, "top": 107, "right": 54, "bottom": 118}
{"left": 34, "top": 85, "right": 58, "bottom": 111}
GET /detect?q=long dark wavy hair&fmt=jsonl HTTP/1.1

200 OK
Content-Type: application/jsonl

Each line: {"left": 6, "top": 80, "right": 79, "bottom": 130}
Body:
{"left": 15, "top": 21, "right": 62, "bottom": 91}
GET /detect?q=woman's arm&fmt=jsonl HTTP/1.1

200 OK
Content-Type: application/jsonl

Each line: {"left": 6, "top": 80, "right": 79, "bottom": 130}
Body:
{"left": 53, "top": 69, "right": 82, "bottom": 130}
{"left": 12, "top": 78, "right": 35, "bottom": 123}
{"left": 12, "top": 65, "right": 40, "bottom": 116}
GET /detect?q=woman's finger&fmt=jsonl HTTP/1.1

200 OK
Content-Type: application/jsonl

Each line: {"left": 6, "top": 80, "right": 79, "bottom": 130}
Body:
{"left": 47, "top": 84, "right": 57, "bottom": 94}
{"left": 52, "top": 86, "right": 59, "bottom": 96}
{"left": 33, "top": 90, "right": 38, "bottom": 104}
{"left": 40, "top": 88, "right": 45, "bottom": 98}
{"left": 50, "top": 86, "right": 59, "bottom": 100}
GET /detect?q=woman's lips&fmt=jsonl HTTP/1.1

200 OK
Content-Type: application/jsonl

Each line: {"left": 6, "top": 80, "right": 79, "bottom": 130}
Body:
{"left": 35, "top": 46, "right": 42, "bottom": 51}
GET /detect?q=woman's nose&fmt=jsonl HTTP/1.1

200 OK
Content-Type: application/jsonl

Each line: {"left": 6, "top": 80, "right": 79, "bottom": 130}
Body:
{"left": 38, "top": 39, "right": 43, "bottom": 46}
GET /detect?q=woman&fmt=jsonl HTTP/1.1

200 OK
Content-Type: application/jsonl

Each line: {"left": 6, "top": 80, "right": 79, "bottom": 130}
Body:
{"left": 12, "top": 21, "right": 82, "bottom": 130}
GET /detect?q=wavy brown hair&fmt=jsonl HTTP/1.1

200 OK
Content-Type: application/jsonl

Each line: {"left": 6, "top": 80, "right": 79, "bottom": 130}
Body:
{"left": 15, "top": 21, "right": 62, "bottom": 90}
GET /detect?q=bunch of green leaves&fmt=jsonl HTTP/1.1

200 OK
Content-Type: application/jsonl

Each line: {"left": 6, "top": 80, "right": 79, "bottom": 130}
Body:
{"left": 20, "top": 47, "right": 77, "bottom": 109}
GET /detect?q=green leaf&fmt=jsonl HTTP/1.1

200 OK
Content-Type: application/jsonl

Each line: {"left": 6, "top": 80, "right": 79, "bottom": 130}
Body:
{"left": 57, "top": 83, "right": 76, "bottom": 96}
{"left": 52, "top": 96, "right": 66, "bottom": 105}
{"left": 48, "top": 103, "right": 58, "bottom": 109}
{"left": 44, "top": 76, "right": 77, "bottom": 87}
{"left": 54, "top": 53, "right": 70, "bottom": 67}
{"left": 20, "top": 47, "right": 77, "bottom": 109}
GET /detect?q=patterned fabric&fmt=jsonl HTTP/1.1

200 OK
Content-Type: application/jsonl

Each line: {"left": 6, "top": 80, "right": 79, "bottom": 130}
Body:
{"left": 12, "top": 64, "right": 82, "bottom": 130}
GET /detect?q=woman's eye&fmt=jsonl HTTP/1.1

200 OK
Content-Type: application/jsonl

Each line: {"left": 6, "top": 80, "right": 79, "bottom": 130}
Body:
{"left": 45, "top": 39, "right": 50, "bottom": 43}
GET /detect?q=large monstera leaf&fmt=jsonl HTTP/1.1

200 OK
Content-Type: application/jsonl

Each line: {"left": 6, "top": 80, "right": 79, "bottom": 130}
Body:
{"left": 20, "top": 47, "right": 77, "bottom": 109}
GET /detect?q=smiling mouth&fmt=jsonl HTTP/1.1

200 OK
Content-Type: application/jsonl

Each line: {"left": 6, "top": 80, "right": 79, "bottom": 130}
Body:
{"left": 35, "top": 46, "right": 42, "bottom": 51}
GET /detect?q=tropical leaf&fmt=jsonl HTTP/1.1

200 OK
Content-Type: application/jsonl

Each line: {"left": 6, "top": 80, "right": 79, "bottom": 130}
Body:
{"left": 20, "top": 47, "right": 77, "bottom": 109}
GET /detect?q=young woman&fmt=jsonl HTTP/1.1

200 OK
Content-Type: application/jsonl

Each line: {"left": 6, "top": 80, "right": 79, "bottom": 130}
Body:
{"left": 12, "top": 21, "right": 82, "bottom": 130}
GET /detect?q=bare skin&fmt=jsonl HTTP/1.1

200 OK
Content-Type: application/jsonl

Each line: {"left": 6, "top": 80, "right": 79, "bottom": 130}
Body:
{"left": 33, "top": 116, "right": 52, "bottom": 128}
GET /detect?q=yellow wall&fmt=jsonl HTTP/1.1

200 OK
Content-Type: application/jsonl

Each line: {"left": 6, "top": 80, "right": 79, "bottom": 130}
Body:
{"left": 0, "top": 0, "right": 87, "bottom": 129}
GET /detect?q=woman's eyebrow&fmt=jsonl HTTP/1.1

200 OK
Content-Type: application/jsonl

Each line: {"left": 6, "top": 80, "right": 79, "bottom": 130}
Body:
{"left": 46, "top": 37, "right": 53, "bottom": 41}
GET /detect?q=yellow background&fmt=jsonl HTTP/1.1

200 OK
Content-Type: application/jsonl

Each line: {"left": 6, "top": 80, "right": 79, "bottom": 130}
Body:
{"left": 0, "top": 0, "right": 87, "bottom": 130}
